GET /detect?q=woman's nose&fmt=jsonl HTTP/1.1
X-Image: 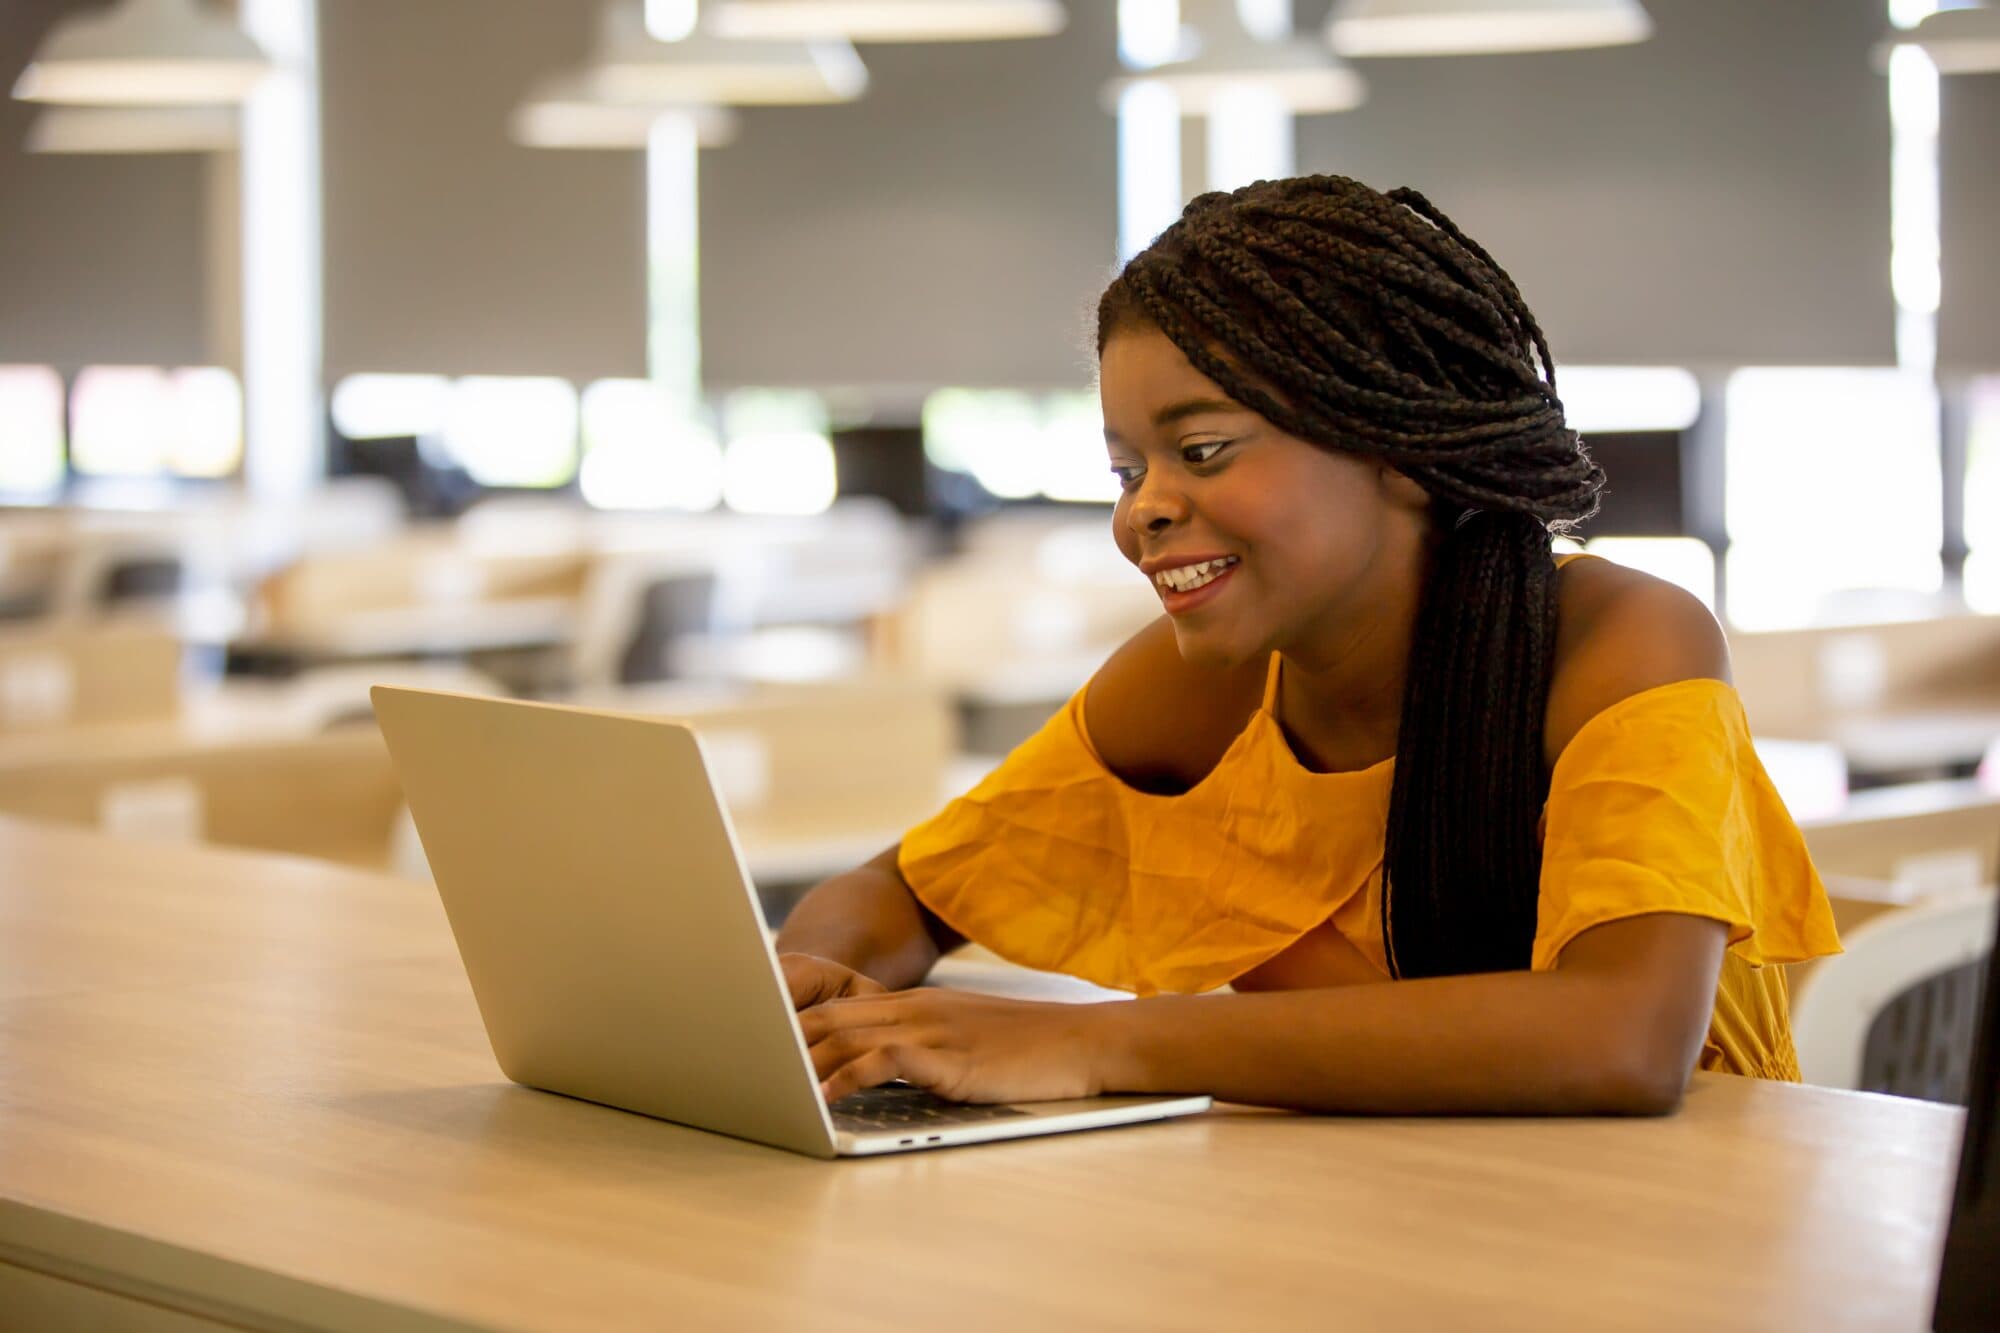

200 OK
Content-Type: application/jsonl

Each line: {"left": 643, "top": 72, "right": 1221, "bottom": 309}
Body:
{"left": 1128, "top": 474, "right": 1187, "bottom": 535}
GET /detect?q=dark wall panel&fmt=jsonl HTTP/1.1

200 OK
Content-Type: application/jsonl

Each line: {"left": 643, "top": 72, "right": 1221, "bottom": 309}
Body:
{"left": 697, "top": 4, "right": 1119, "bottom": 394}
{"left": 1939, "top": 71, "right": 2000, "bottom": 376}
{"left": 1297, "top": 0, "right": 1894, "bottom": 368}
{"left": 0, "top": 1, "right": 208, "bottom": 369}
{"left": 319, "top": 0, "right": 646, "bottom": 381}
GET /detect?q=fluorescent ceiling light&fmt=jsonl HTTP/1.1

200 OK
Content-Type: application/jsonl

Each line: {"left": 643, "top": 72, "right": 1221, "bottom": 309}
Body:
{"left": 1326, "top": 0, "right": 1652, "bottom": 58}
{"left": 12, "top": 0, "right": 270, "bottom": 105}
{"left": 584, "top": 0, "right": 866, "bottom": 106}
{"left": 1105, "top": 0, "right": 1365, "bottom": 115}
{"left": 1886, "top": 6, "right": 2000, "bottom": 74}
{"left": 706, "top": 0, "right": 1067, "bottom": 43}
{"left": 26, "top": 105, "right": 237, "bottom": 153}
{"left": 511, "top": 75, "right": 740, "bottom": 149}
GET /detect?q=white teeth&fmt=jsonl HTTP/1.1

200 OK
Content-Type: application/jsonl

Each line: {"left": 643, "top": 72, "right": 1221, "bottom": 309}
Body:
{"left": 1154, "top": 557, "right": 1238, "bottom": 594}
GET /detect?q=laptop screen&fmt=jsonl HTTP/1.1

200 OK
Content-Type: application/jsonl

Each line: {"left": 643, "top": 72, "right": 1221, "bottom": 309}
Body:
{"left": 1933, "top": 886, "right": 1998, "bottom": 1332}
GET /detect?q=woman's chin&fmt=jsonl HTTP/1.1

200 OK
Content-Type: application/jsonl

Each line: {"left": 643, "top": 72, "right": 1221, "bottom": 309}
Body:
{"left": 1169, "top": 621, "right": 1259, "bottom": 671}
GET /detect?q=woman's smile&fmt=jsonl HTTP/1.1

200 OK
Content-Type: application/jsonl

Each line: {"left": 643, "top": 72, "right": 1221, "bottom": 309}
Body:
{"left": 1151, "top": 555, "right": 1240, "bottom": 615}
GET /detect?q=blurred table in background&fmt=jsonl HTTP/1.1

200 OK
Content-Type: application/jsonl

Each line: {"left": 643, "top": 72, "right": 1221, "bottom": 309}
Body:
{"left": 1800, "top": 777, "right": 2000, "bottom": 893}
{"left": 1730, "top": 614, "right": 2000, "bottom": 786}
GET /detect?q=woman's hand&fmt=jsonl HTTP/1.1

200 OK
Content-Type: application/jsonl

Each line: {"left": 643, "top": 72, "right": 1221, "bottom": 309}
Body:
{"left": 798, "top": 988, "right": 1118, "bottom": 1105}
{"left": 777, "top": 953, "right": 887, "bottom": 1010}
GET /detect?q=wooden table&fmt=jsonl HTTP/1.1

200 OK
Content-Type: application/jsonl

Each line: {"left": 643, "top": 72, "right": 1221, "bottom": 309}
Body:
{"left": 228, "top": 598, "right": 578, "bottom": 681}
{"left": 1833, "top": 708, "right": 2000, "bottom": 785}
{"left": 1801, "top": 777, "right": 2000, "bottom": 890}
{"left": 0, "top": 818, "right": 1966, "bottom": 1332}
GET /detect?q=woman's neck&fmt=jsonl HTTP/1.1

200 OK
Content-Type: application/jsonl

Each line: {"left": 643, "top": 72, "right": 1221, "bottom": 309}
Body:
{"left": 1273, "top": 534, "right": 1434, "bottom": 773}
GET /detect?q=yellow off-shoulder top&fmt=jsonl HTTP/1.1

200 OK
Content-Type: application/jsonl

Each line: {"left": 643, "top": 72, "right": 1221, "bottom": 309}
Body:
{"left": 899, "top": 650, "right": 1843, "bottom": 1081}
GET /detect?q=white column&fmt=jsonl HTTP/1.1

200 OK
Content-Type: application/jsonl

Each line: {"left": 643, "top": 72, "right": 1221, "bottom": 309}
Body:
{"left": 1206, "top": 0, "right": 1296, "bottom": 193}
{"left": 1118, "top": 0, "right": 1302, "bottom": 255}
{"left": 1887, "top": 16, "right": 1941, "bottom": 379}
{"left": 238, "top": 0, "right": 323, "bottom": 501}
{"left": 646, "top": 110, "right": 703, "bottom": 416}
{"left": 1205, "top": 83, "right": 1293, "bottom": 193}
{"left": 1117, "top": 0, "right": 1183, "bottom": 262}
{"left": 1887, "top": 1, "right": 1949, "bottom": 585}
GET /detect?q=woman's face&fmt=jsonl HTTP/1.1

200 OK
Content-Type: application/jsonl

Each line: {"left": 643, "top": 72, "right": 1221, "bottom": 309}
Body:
{"left": 1099, "top": 324, "right": 1430, "bottom": 670}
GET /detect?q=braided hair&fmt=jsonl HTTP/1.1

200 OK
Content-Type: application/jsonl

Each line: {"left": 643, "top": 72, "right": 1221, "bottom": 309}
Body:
{"left": 1097, "top": 175, "right": 1604, "bottom": 979}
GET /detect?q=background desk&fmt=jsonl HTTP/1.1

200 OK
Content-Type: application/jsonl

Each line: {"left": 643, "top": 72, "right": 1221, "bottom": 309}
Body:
{"left": 0, "top": 818, "right": 1965, "bottom": 1332}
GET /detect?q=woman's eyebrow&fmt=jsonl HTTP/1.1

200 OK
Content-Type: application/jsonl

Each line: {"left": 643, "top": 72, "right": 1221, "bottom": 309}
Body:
{"left": 1152, "top": 397, "right": 1244, "bottom": 428}
{"left": 1104, "top": 396, "right": 1248, "bottom": 443}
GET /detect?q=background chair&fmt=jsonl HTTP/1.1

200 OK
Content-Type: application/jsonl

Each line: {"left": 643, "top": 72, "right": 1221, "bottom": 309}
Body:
{"left": 0, "top": 728, "right": 407, "bottom": 870}
{"left": 0, "top": 622, "right": 183, "bottom": 735}
{"left": 566, "top": 551, "right": 721, "bottom": 692}
{"left": 1792, "top": 887, "right": 1997, "bottom": 1102}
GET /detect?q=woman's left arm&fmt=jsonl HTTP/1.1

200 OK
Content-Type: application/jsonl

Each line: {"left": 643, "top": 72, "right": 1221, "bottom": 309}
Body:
{"left": 802, "top": 912, "right": 1725, "bottom": 1115}
{"left": 1093, "top": 911, "right": 1726, "bottom": 1114}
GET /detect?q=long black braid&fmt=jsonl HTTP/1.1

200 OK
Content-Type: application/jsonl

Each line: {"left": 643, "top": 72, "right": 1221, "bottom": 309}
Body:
{"left": 1097, "top": 175, "right": 1604, "bottom": 979}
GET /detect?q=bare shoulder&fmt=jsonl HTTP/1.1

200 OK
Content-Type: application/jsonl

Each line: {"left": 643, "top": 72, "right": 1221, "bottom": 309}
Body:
{"left": 1083, "top": 616, "right": 1269, "bottom": 794}
{"left": 1545, "top": 555, "right": 1731, "bottom": 767}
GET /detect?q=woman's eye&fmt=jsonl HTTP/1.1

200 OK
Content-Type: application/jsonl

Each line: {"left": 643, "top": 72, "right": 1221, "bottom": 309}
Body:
{"left": 1182, "top": 440, "right": 1230, "bottom": 466}
{"left": 1110, "top": 464, "right": 1145, "bottom": 490}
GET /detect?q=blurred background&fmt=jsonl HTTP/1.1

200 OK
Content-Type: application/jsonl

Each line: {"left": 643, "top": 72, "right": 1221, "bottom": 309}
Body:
{"left": 0, "top": 2, "right": 1996, "bottom": 967}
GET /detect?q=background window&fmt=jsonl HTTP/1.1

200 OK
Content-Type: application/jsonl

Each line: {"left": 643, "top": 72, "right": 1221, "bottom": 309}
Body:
{"left": 578, "top": 378, "right": 723, "bottom": 512}
{"left": 0, "top": 366, "right": 65, "bottom": 497}
{"left": 330, "top": 373, "right": 452, "bottom": 440}
{"left": 1723, "top": 367, "right": 1944, "bottom": 630}
{"left": 721, "top": 389, "right": 835, "bottom": 516}
{"left": 71, "top": 366, "right": 171, "bottom": 477}
{"left": 922, "top": 389, "right": 1118, "bottom": 506}
{"left": 167, "top": 367, "right": 245, "bottom": 478}
{"left": 70, "top": 366, "right": 244, "bottom": 480}
{"left": 439, "top": 376, "right": 580, "bottom": 489}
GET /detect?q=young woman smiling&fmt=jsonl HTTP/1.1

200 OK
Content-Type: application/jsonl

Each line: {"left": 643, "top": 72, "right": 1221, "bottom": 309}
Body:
{"left": 773, "top": 175, "right": 1839, "bottom": 1115}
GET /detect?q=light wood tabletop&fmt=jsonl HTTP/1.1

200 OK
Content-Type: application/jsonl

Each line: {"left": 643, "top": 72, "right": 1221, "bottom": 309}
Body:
{"left": 0, "top": 817, "right": 1966, "bottom": 1332}
{"left": 231, "top": 597, "right": 580, "bottom": 666}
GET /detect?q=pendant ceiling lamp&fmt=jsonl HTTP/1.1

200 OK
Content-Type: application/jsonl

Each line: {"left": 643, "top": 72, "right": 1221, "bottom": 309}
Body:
{"left": 1889, "top": 6, "right": 2000, "bottom": 74}
{"left": 1105, "top": 0, "right": 1365, "bottom": 115}
{"left": 583, "top": 0, "right": 866, "bottom": 106}
{"left": 1326, "top": 0, "right": 1652, "bottom": 58}
{"left": 512, "top": 75, "right": 742, "bottom": 149}
{"left": 25, "top": 105, "right": 237, "bottom": 154}
{"left": 705, "top": 0, "right": 1066, "bottom": 43}
{"left": 11, "top": 0, "right": 270, "bottom": 106}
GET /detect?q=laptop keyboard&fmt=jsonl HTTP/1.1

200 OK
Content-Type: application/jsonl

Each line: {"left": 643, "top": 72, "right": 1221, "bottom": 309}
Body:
{"left": 828, "top": 1083, "right": 1030, "bottom": 1134}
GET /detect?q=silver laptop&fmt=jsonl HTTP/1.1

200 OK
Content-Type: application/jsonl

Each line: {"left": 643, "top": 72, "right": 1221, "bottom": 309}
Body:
{"left": 370, "top": 686, "right": 1210, "bottom": 1158}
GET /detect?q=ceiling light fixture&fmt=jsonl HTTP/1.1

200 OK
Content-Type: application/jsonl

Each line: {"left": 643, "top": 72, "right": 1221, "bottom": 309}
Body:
{"left": 1885, "top": 5, "right": 2000, "bottom": 74}
{"left": 583, "top": 0, "right": 866, "bottom": 106}
{"left": 12, "top": 0, "right": 270, "bottom": 106}
{"left": 1326, "top": 0, "right": 1653, "bottom": 59}
{"left": 511, "top": 76, "right": 742, "bottom": 150}
{"left": 705, "top": 0, "right": 1066, "bottom": 43}
{"left": 1105, "top": 0, "right": 1365, "bottom": 115}
{"left": 25, "top": 104, "right": 238, "bottom": 153}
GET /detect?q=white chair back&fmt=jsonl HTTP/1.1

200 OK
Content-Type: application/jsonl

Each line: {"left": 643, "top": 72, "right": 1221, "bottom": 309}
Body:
{"left": 1793, "top": 887, "right": 1997, "bottom": 1093}
{"left": 569, "top": 551, "right": 720, "bottom": 691}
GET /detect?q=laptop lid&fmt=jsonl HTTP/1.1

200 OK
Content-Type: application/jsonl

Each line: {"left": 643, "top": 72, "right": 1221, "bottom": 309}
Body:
{"left": 370, "top": 686, "right": 840, "bottom": 1159}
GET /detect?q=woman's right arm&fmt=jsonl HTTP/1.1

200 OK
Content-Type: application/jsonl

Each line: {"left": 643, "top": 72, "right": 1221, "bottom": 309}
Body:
{"left": 775, "top": 619, "right": 1255, "bottom": 1005}
{"left": 773, "top": 843, "right": 965, "bottom": 997}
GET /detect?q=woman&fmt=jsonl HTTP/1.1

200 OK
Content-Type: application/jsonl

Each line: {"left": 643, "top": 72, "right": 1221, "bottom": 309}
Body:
{"left": 774, "top": 175, "right": 1840, "bottom": 1115}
